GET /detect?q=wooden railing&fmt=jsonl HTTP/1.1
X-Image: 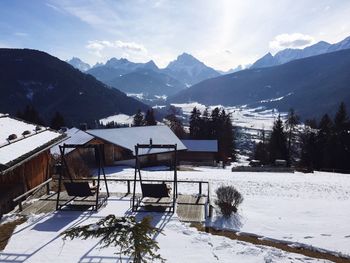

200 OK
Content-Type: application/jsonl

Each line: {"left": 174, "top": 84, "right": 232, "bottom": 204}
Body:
{"left": 13, "top": 177, "right": 214, "bottom": 218}
{"left": 13, "top": 178, "right": 52, "bottom": 211}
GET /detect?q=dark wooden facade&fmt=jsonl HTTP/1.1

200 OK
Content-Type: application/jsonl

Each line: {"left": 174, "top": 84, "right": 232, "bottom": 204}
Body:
{"left": 179, "top": 151, "right": 217, "bottom": 166}
{"left": 0, "top": 151, "right": 50, "bottom": 217}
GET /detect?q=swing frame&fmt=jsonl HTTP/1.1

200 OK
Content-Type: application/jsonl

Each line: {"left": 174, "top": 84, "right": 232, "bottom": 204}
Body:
{"left": 131, "top": 143, "right": 178, "bottom": 213}
{"left": 56, "top": 143, "right": 110, "bottom": 211}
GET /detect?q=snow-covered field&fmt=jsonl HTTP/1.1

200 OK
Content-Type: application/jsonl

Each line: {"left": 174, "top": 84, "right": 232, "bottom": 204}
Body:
{"left": 1, "top": 166, "right": 349, "bottom": 262}
{"left": 171, "top": 102, "right": 287, "bottom": 130}
{"left": 99, "top": 113, "right": 134, "bottom": 126}
{"left": 102, "top": 166, "right": 350, "bottom": 256}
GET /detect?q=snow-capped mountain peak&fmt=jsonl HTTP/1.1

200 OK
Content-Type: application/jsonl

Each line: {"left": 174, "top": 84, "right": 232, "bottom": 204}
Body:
{"left": 66, "top": 57, "right": 91, "bottom": 72}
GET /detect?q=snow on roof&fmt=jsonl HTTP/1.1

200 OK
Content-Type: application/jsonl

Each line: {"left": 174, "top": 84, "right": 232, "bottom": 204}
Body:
{"left": 50, "top": 128, "right": 95, "bottom": 156}
{"left": 181, "top": 140, "right": 218, "bottom": 152}
{"left": 0, "top": 115, "right": 63, "bottom": 169}
{"left": 0, "top": 115, "right": 40, "bottom": 146}
{"left": 87, "top": 125, "right": 186, "bottom": 155}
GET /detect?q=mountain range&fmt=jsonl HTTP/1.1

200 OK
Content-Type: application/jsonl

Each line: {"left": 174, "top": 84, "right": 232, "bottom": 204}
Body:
{"left": 0, "top": 49, "right": 148, "bottom": 126}
{"left": 251, "top": 36, "right": 350, "bottom": 69}
{"left": 169, "top": 48, "right": 350, "bottom": 120}
{"left": 68, "top": 53, "right": 221, "bottom": 101}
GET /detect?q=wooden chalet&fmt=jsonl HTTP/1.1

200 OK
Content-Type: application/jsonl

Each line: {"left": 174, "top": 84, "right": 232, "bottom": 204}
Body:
{"left": 179, "top": 139, "right": 218, "bottom": 166}
{"left": 86, "top": 125, "right": 187, "bottom": 167}
{"left": 50, "top": 127, "right": 96, "bottom": 161}
{"left": 0, "top": 114, "right": 64, "bottom": 217}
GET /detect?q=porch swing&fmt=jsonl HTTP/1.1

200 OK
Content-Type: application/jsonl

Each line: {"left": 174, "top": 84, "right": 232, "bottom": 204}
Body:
{"left": 131, "top": 142, "right": 178, "bottom": 213}
{"left": 56, "top": 143, "right": 110, "bottom": 211}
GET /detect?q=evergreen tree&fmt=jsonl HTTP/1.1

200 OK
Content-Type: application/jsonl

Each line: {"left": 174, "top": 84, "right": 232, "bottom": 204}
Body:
{"left": 133, "top": 109, "right": 144, "bottom": 127}
{"left": 16, "top": 105, "right": 45, "bottom": 125}
{"left": 300, "top": 126, "right": 317, "bottom": 170}
{"left": 315, "top": 114, "right": 334, "bottom": 169}
{"left": 218, "top": 109, "right": 236, "bottom": 162}
{"left": 201, "top": 108, "right": 211, "bottom": 139}
{"left": 268, "top": 115, "right": 288, "bottom": 164}
{"left": 210, "top": 107, "right": 221, "bottom": 139}
{"left": 285, "top": 108, "right": 300, "bottom": 165}
{"left": 189, "top": 107, "right": 202, "bottom": 139}
{"left": 50, "top": 112, "right": 65, "bottom": 130}
{"left": 144, "top": 109, "right": 157, "bottom": 126}
{"left": 63, "top": 215, "right": 165, "bottom": 263}
{"left": 253, "top": 128, "right": 269, "bottom": 164}
{"left": 165, "top": 114, "right": 186, "bottom": 139}
{"left": 333, "top": 102, "right": 350, "bottom": 170}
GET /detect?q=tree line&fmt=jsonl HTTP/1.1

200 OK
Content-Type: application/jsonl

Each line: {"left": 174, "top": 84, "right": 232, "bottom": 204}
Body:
{"left": 16, "top": 105, "right": 65, "bottom": 130}
{"left": 189, "top": 107, "right": 236, "bottom": 163}
{"left": 253, "top": 102, "right": 350, "bottom": 172}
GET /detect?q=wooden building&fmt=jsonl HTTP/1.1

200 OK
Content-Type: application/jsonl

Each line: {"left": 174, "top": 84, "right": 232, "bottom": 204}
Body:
{"left": 0, "top": 114, "right": 64, "bottom": 217}
{"left": 87, "top": 125, "right": 187, "bottom": 167}
{"left": 179, "top": 140, "right": 218, "bottom": 166}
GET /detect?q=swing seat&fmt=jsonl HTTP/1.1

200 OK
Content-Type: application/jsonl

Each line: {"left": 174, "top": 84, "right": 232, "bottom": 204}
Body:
{"left": 141, "top": 183, "right": 170, "bottom": 198}
{"left": 64, "top": 182, "right": 95, "bottom": 197}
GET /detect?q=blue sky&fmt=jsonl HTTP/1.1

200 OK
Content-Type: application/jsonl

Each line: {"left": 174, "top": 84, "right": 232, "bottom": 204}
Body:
{"left": 1, "top": 0, "right": 350, "bottom": 70}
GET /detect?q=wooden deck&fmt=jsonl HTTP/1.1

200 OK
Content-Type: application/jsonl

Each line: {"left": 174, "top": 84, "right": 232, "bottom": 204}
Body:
{"left": 19, "top": 192, "right": 208, "bottom": 223}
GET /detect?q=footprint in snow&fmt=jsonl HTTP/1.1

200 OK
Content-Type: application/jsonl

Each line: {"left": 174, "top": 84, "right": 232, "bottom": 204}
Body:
{"left": 304, "top": 236, "right": 314, "bottom": 239}
{"left": 320, "top": 234, "right": 332, "bottom": 237}
{"left": 345, "top": 235, "right": 350, "bottom": 238}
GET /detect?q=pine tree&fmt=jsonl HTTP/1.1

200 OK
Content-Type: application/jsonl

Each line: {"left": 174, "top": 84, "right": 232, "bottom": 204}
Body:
{"left": 16, "top": 105, "right": 45, "bottom": 125}
{"left": 300, "top": 126, "right": 317, "bottom": 171}
{"left": 165, "top": 113, "right": 186, "bottom": 139}
{"left": 316, "top": 114, "right": 334, "bottom": 169}
{"left": 189, "top": 107, "right": 202, "bottom": 139}
{"left": 333, "top": 102, "right": 350, "bottom": 170}
{"left": 285, "top": 108, "right": 300, "bottom": 165}
{"left": 268, "top": 115, "right": 288, "bottom": 164}
{"left": 133, "top": 109, "right": 144, "bottom": 127}
{"left": 253, "top": 128, "right": 269, "bottom": 164}
{"left": 210, "top": 107, "right": 221, "bottom": 139}
{"left": 201, "top": 108, "right": 211, "bottom": 139}
{"left": 63, "top": 215, "right": 165, "bottom": 263}
{"left": 50, "top": 112, "right": 65, "bottom": 130}
{"left": 145, "top": 109, "right": 157, "bottom": 126}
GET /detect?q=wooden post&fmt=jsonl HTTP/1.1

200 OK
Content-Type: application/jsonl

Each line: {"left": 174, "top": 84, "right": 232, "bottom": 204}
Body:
{"left": 46, "top": 181, "right": 50, "bottom": 195}
{"left": 127, "top": 180, "right": 130, "bottom": 194}
{"left": 209, "top": 204, "right": 213, "bottom": 218}
{"left": 199, "top": 182, "right": 202, "bottom": 195}
{"left": 18, "top": 199, "right": 23, "bottom": 212}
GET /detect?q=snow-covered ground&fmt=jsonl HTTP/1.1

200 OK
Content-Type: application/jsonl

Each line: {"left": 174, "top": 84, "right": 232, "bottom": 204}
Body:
{"left": 2, "top": 166, "right": 348, "bottom": 262}
{"left": 102, "top": 166, "right": 350, "bottom": 256}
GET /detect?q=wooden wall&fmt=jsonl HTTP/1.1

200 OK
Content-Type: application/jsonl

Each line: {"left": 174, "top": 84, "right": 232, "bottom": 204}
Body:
{"left": 0, "top": 151, "right": 50, "bottom": 217}
{"left": 178, "top": 151, "right": 217, "bottom": 166}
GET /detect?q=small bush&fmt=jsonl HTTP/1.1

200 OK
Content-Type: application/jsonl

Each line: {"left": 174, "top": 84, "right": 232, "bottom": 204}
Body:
{"left": 215, "top": 185, "right": 243, "bottom": 217}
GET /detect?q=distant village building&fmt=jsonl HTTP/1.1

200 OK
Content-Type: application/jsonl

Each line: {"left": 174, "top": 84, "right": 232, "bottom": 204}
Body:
{"left": 86, "top": 125, "right": 187, "bottom": 167}
{"left": 0, "top": 114, "right": 64, "bottom": 217}
{"left": 179, "top": 140, "right": 218, "bottom": 166}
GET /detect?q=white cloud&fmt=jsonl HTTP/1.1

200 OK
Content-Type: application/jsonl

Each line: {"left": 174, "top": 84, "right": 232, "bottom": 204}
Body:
{"left": 86, "top": 40, "right": 147, "bottom": 57}
{"left": 14, "top": 32, "right": 28, "bottom": 37}
{"left": 269, "top": 33, "right": 315, "bottom": 50}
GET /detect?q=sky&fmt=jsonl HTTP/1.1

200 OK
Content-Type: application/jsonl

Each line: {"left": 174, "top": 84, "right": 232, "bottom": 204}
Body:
{"left": 1, "top": 0, "right": 350, "bottom": 71}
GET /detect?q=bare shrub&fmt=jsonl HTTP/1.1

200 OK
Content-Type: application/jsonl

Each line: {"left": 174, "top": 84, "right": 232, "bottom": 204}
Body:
{"left": 215, "top": 185, "right": 243, "bottom": 217}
